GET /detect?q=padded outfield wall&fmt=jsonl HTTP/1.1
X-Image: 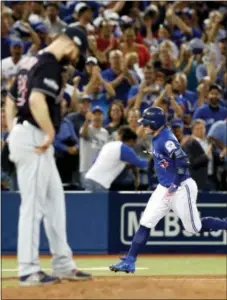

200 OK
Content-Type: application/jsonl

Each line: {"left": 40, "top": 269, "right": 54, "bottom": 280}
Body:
{"left": 1, "top": 191, "right": 226, "bottom": 254}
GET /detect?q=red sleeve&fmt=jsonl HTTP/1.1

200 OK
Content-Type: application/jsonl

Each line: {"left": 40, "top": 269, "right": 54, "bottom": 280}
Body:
{"left": 138, "top": 45, "right": 151, "bottom": 68}
{"left": 135, "top": 33, "right": 144, "bottom": 44}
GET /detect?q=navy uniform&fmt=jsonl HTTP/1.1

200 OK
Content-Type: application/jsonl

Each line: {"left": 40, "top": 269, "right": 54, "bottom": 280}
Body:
{"left": 7, "top": 27, "right": 91, "bottom": 285}
{"left": 110, "top": 107, "right": 227, "bottom": 274}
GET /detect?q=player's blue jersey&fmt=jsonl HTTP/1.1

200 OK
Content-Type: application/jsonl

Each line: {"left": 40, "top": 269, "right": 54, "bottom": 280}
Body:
{"left": 151, "top": 127, "right": 190, "bottom": 187}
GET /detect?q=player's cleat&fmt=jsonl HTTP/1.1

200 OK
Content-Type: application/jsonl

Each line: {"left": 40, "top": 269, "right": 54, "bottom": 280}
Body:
{"left": 20, "top": 271, "right": 61, "bottom": 286}
{"left": 52, "top": 269, "right": 92, "bottom": 281}
{"left": 109, "top": 256, "right": 136, "bottom": 273}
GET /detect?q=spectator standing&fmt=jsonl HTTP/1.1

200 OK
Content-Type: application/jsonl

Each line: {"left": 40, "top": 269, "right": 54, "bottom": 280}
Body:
{"left": 83, "top": 65, "right": 116, "bottom": 120}
{"left": 127, "top": 63, "right": 158, "bottom": 113}
{"left": 11, "top": 1, "right": 24, "bottom": 22}
{"left": 183, "top": 119, "right": 215, "bottom": 190}
{"left": 66, "top": 95, "right": 91, "bottom": 137}
{"left": 1, "top": 39, "right": 28, "bottom": 91}
{"left": 153, "top": 83, "right": 183, "bottom": 120}
{"left": 101, "top": 50, "right": 137, "bottom": 106}
{"left": 75, "top": 56, "right": 98, "bottom": 91}
{"left": 193, "top": 84, "right": 227, "bottom": 132}
{"left": 85, "top": 126, "right": 148, "bottom": 191}
{"left": 119, "top": 27, "right": 150, "bottom": 68}
{"left": 45, "top": 2, "right": 67, "bottom": 36}
{"left": 105, "top": 101, "right": 126, "bottom": 139}
{"left": 170, "top": 117, "right": 186, "bottom": 145}
{"left": 79, "top": 106, "right": 109, "bottom": 188}
{"left": 68, "top": 2, "right": 93, "bottom": 34}
{"left": 127, "top": 108, "right": 150, "bottom": 189}
{"left": 90, "top": 19, "right": 118, "bottom": 66}
{"left": 208, "top": 119, "right": 227, "bottom": 190}
{"left": 54, "top": 115, "right": 79, "bottom": 187}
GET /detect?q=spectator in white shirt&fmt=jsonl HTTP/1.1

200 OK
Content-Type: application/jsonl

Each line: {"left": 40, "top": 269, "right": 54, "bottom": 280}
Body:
{"left": 1, "top": 39, "right": 28, "bottom": 91}
{"left": 79, "top": 106, "right": 109, "bottom": 188}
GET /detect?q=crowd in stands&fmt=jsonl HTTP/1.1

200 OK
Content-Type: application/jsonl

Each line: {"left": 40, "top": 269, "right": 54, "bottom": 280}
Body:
{"left": 1, "top": 1, "right": 227, "bottom": 191}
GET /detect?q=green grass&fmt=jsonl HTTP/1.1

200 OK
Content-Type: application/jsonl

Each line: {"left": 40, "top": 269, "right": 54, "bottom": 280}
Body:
{"left": 1, "top": 255, "right": 226, "bottom": 285}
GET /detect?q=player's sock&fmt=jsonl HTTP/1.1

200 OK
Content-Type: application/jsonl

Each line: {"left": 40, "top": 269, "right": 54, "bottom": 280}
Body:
{"left": 201, "top": 217, "right": 227, "bottom": 231}
{"left": 127, "top": 225, "right": 150, "bottom": 259}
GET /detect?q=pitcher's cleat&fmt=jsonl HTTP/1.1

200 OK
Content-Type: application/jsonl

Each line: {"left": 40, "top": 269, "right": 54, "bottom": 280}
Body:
{"left": 109, "top": 256, "right": 136, "bottom": 273}
{"left": 53, "top": 269, "right": 92, "bottom": 281}
{"left": 20, "top": 271, "right": 61, "bottom": 286}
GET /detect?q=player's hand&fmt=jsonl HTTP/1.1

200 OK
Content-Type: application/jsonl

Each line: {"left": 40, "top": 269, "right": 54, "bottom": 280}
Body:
{"left": 35, "top": 134, "right": 54, "bottom": 154}
{"left": 68, "top": 145, "right": 79, "bottom": 155}
{"left": 165, "top": 184, "right": 178, "bottom": 200}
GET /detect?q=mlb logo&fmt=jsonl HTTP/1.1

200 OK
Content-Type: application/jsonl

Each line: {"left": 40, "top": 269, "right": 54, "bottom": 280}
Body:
{"left": 159, "top": 159, "right": 169, "bottom": 168}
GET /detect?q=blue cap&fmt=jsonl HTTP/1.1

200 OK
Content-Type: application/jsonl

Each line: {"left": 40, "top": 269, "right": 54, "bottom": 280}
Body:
{"left": 189, "top": 38, "right": 204, "bottom": 53}
{"left": 10, "top": 39, "right": 23, "bottom": 47}
{"left": 170, "top": 117, "right": 184, "bottom": 128}
{"left": 92, "top": 106, "right": 104, "bottom": 114}
{"left": 32, "top": 22, "right": 48, "bottom": 33}
{"left": 80, "top": 94, "right": 92, "bottom": 102}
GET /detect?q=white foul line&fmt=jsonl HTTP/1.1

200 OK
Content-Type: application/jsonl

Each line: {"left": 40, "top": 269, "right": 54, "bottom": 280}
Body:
{"left": 2, "top": 267, "right": 149, "bottom": 272}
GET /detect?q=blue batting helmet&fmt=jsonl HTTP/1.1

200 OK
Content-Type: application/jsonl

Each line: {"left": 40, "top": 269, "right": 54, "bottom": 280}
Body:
{"left": 139, "top": 106, "right": 166, "bottom": 130}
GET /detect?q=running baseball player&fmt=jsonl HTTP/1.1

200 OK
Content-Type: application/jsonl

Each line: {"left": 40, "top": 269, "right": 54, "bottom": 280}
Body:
{"left": 109, "top": 107, "right": 227, "bottom": 273}
{"left": 6, "top": 27, "right": 92, "bottom": 286}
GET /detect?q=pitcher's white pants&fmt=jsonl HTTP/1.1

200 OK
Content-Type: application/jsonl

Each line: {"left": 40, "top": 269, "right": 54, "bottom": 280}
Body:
{"left": 8, "top": 122, "right": 76, "bottom": 277}
{"left": 140, "top": 178, "right": 202, "bottom": 234}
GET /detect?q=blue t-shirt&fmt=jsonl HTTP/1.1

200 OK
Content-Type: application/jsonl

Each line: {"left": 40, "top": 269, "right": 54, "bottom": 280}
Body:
{"left": 193, "top": 104, "right": 227, "bottom": 132}
{"left": 172, "top": 27, "right": 202, "bottom": 46}
{"left": 151, "top": 127, "right": 189, "bottom": 187}
{"left": 90, "top": 92, "right": 113, "bottom": 121}
{"left": 127, "top": 84, "right": 160, "bottom": 113}
{"left": 101, "top": 68, "right": 132, "bottom": 106}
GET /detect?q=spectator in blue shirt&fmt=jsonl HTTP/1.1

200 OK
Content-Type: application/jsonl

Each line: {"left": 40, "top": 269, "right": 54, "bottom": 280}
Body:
{"left": 83, "top": 64, "right": 116, "bottom": 120}
{"left": 75, "top": 56, "right": 98, "bottom": 91}
{"left": 54, "top": 117, "right": 79, "bottom": 185}
{"left": 193, "top": 84, "right": 227, "bottom": 132}
{"left": 101, "top": 50, "right": 137, "bottom": 106}
{"left": 166, "top": 6, "right": 202, "bottom": 46}
{"left": 127, "top": 63, "right": 160, "bottom": 114}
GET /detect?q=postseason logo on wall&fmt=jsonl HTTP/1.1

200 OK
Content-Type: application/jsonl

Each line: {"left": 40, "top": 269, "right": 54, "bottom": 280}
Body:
{"left": 120, "top": 203, "right": 226, "bottom": 246}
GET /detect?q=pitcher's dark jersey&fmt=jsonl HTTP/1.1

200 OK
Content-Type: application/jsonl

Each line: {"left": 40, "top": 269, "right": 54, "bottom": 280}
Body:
{"left": 8, "top": 53, "right": 63, "bottom": 131}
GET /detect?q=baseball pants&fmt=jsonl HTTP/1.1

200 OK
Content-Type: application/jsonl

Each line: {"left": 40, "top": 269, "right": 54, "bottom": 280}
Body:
{"left": 140, "top": 178, "right": 202, "bottom": 234}
{"left": 8, "top": 121, "right": 76, "bottom": 277}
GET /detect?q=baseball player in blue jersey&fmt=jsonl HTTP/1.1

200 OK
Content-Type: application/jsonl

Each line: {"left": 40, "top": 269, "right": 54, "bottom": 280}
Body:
{"left": 110, "top": 106, "right": 227, "bottom": 274}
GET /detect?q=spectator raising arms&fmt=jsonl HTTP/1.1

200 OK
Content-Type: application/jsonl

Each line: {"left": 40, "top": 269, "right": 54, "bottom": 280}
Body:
{"left": 119, "top": 27, "right": 150, "bottom": 68}
{"left": 2, "top": 0, "right": 227, "bottom": 192}
{"left": 101, "top": 50, "right": 137, "bottom": 106}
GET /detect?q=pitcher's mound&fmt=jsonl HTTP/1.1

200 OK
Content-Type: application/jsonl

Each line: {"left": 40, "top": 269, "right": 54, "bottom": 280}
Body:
{"left": 2, "top": 275, "right": 226, "bottom": 299}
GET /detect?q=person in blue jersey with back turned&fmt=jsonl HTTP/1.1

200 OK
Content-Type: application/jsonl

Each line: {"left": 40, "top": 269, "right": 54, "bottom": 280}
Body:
{"left": 109, "top": 106, "right": 227, "bottom": 274}
{"left": 84, "top": 126, "right": 148, "bottom": 191}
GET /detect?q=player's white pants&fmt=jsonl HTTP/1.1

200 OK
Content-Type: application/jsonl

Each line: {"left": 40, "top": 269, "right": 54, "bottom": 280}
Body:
{"left": 140, "top": 178, "right": 202, "bottom": 234}
{"left": 8, "top": 122, "right": 76, "bottom": 277}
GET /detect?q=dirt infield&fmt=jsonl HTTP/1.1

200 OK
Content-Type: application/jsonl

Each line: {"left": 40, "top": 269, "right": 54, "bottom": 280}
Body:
{"left": 2, "top": 276, "right": 226, "bottom": 299}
